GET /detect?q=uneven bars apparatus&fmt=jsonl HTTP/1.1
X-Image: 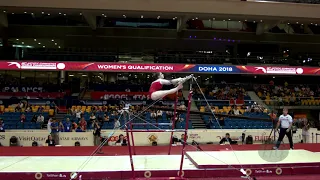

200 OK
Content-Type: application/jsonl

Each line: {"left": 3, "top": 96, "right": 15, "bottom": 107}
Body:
{"left": 125, "top": 77, "right": 194, "bottom": 179}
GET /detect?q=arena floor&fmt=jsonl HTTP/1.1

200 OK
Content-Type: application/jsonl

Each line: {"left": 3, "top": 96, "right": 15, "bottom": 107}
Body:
{"left": 0, "top": 144, "right": 320, "bottom": 179}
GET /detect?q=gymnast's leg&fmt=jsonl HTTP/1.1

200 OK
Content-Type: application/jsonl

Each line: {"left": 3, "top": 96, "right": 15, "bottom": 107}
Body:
{"left": 151, "top": 84, "right": 183, "bottom": 100}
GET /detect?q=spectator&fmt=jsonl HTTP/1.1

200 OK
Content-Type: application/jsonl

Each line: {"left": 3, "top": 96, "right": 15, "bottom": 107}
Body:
{"left": 116, "top": 134, "right": 127, "bottom": 146}
{"left": 219, "top": 133, "right": 235, "bottom": 144}
{"left": 71, "top": 121, "right": 78, "bottom": 131}
{"left": 178, "top": 134, "right": 188, "bottom": 144}
{"left": 25, "top": 105, "right": 31, "bottom": 113}
{"left": 58, "top": 120, "right": 64, "bottom": 132}
{"left": 101, "top": 105, "right": 107, "bottom": 112}
{"left": 63, "top": 118, "right": 72, "bottom": 132}
{"left": 76, "top": 124, "right": 83, "bottom": 132}
{"left": 47, "top": 117, "right": 52, "bottom": 133}
{"left": 92, "top": 120, "right": 101, "bottom": 146}
{"left": 228, "top": 106, "right": 242, "bottom": 116}
{"left": 114, "top": 119, "right": 121, "bottom": 129}
{"left": 20, "top": 113, "right": 26, "bottom": 123}
{"left": 79, "top": 117, "right": 87, "bottom": 131}
{"left": 89, "top": 113, "right": 96, "bottom": 123}
{"left": 45, "top": 135, "right": 56, "bottom": 146}
{"left": 31, "top": 114, "right": 37, "bottom": 123}
{"left": 37, "top": 114, "right": 44, "bottom": 124}
{"left": 0, "top": 119, "right": 5, "bottom": 132}
{"left": 37, "top": 106, "right": 44, "bottom": 113}
{"left": 50, "top": 119, "right": 59, "bottom": 145}
{"left": 103, "top": 114, "right": 109, "bottom": 122}
{"left": 75, "top": 109, "right": 82, "bottom": 121}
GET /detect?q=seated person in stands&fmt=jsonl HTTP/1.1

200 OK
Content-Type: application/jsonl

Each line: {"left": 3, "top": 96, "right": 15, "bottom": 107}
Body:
{"left": 79, "top": 117, "right": 87, "bottom": 131}
{"left": 37, "top": 106, "right": 44, "bottom": 113}
{"left": 228, "top": 106, "right": 242, "bottom": 116}
{"left": 58, "top": 120, "right": 64, "bottom": 132}
{"left": 63, "top": 118, "right": 72, "bottom": 132}
{"left": 219, "top": 133, "right": 237, "bottom": 144}
{"left": 102, "top": 105, "right": 107, "bottom": 112}
{"left": 20, "top": 113, "right": 26, "bottom": 123}
{"left": 92, "top": 106, "right": 98, "bottom": 113}
{"left": 45, "top": 135, "right": 56, "bottom": 146}
{"left": 178, "top": 134, "right": 188, "bottom": 144}
{"left": 71, "top": 121, "right": 78, "bottom": 131}
{"left": 37, "top": 114, "right": 44, "bottom": 124}
{"left": 15, "top": 103, "right": 22, "bottom": 112}
{"left": 89, "top": 113, "right": 96, "bottom": 123}
{"left": 114, "top": 119, "right": 121, "bottom": 129}
{"left": 0, "top": 119, "right": 5, "bottom": 132}
{"left": 116, "top": 134, "right": 127, "bottom": 146}
{"left": 172, "top": 134, "right": 188, "bottom": 145}
{"left": 25, "top": 105, "right": 31, "bottom": 113}
{"left": 103, "top": 114, "right": 109, "bottom": 122}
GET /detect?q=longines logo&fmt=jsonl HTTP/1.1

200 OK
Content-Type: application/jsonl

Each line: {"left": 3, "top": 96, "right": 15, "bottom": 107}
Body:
{"left": 0, "top": 135, "right": 5, "bottom": 140}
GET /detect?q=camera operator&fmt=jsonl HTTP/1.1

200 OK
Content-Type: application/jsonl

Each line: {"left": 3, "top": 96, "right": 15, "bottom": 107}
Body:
{"left": 92, "top": 120, "right": 101, "bottom": 146}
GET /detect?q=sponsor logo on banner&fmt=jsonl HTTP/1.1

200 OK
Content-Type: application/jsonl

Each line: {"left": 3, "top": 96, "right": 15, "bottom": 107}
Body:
{"left": 255, "top": 67, "right": 304, "bottom": 74}
{"left": 96, "top": 64, "right": 174, "bottom": 71}
{"left": 46, "top": 173, "right": 67, "bottom": 178}
{"left": 148, "top": 134, "right": 158, "bottom": 144}
{"left": 198, "top": 66, "right": 234, "bottom": 72}
{"left": 59, "top": 136, "right": 89, "bottom": 141}
{"left": 254, "top": 170, "right": 273, "bottom": 174}
{"left": 0, "top": 135, "right": 5, "bottom": 140}
{"left": 4, "top": 86, "right": 43, "bottom": 92}
{"left": 18, "top": 135, "right": 47, "bottom": 142}
{"left": 108, "top": 135, "right": 127, "bottom": 142}
{"left": 189, "top": 133, "right": 201, "bottom": 140}
{"left": 92, "top": 92, "right": 151, "bottom": 100}
{"left": 8, "top": 62, "right": 66, "bottom": 70}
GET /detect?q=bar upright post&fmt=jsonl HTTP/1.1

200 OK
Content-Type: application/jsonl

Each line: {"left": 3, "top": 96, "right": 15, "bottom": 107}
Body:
{"left": 125, "top": 120, "right": 135, "bottom": 179}
{"left": 130, "top": 121, "right": 136, "bottom": 155}
{"left": 178, "top": 80, "right": 193, "bottom": 178}
{"left": 168, "top": 92, "right": 179, "bottom": 155}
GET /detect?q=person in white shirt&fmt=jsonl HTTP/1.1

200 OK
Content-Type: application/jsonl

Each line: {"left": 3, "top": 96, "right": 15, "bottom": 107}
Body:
{"left": 114, "top": 119, "right": 121, "bottom": 129}
{"left": 37, "top": 114, "right": 44, "bottom": 123}
{"left": 47, "top": 118, "right": 52, "bottom": 133}
{"left": 75, "top": 110, "right": 82, "bottom": 121}
{"left": 273, "top": 108, "right": 294, "bottom": 150}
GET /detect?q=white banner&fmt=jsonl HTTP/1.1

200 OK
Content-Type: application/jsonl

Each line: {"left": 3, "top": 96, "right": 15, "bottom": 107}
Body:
{"left": 0, "top": 129, "right": 317, "bottom": 147}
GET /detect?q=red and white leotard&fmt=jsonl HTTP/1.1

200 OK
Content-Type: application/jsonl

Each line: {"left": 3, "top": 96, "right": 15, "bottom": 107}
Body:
{"left": 149, "top": 80, "right": 163, "bottom": 94}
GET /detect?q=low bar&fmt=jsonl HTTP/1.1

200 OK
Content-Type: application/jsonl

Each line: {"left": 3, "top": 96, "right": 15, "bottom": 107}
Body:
{"left": 125, "top": 130, "right": 186, "bottom": 133}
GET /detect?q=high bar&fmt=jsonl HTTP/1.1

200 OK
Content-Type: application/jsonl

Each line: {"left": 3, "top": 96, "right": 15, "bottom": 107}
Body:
{"left": 130, "top": 123, "right": 172, "bottom": 126}
{"left": 125, "top": 129, "right": 186, "bottom": 133}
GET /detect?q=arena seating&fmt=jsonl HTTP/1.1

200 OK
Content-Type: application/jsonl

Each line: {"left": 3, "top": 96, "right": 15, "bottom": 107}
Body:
{"left": 255, "top": 84, "right": 320, "bottom": 106}
{"left": 193, "top": 85, "right": 272, "bottom": 129}
{"left": 202, "top": 113, "right": 272, "bottom": 129}
{"left": 66, "top": 105, "right": 191, "bottom": 130}
{"left": 1, "top": 112, "right": 48, "bottom": 129}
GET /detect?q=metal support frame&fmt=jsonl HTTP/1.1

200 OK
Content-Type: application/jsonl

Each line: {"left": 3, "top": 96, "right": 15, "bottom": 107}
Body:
{"left": 168, "top": 91, "right": 179, "bottom": 155}
{"left": 178, "top": 79, "right": 193, "bottom": 178}
{"left": 125, "top": 77, "right": 194, "bottom": 179}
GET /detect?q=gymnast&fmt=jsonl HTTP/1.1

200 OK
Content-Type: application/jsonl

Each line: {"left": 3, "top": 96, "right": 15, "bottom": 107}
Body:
{"left": 149, "top": 72, "right": 193, "bottom": 100}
